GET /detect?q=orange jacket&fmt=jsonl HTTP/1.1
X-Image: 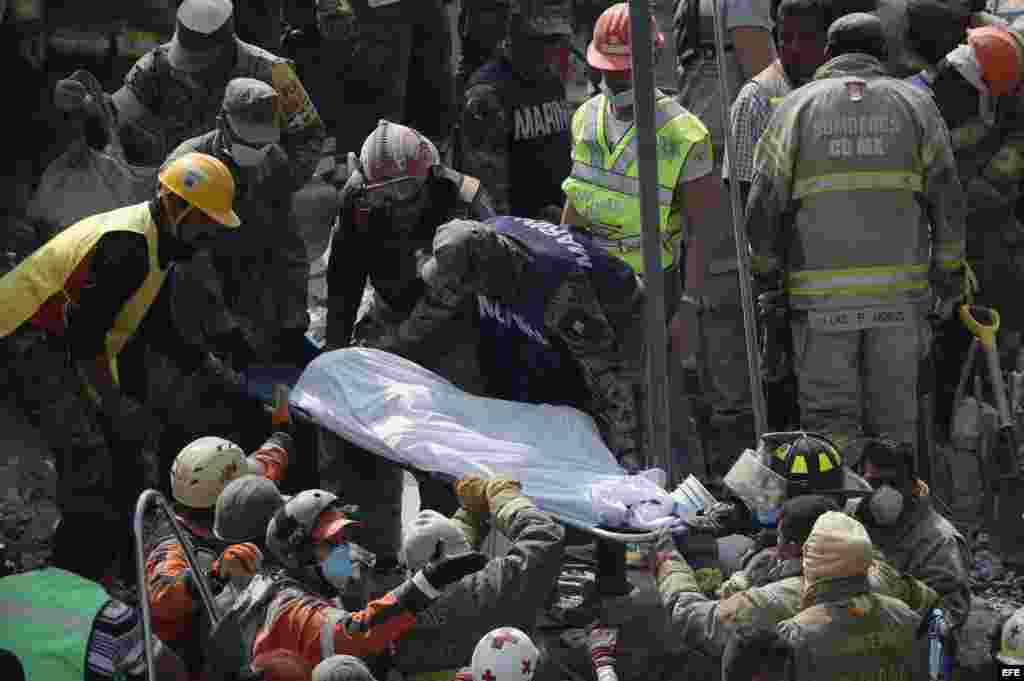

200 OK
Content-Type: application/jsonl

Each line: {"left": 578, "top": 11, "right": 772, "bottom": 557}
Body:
{"left": 253, "top": 589, "right": 417, "bottom": 668}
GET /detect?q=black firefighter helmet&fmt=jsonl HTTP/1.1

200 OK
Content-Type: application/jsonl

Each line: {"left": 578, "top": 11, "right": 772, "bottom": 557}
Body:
{"left": 762, "top": 431, "right": 844, "bottom": 498}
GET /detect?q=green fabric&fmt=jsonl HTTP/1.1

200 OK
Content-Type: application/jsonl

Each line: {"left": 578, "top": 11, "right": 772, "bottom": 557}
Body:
{"left": 0, "top": 567, "right": 111, "bottom": 681}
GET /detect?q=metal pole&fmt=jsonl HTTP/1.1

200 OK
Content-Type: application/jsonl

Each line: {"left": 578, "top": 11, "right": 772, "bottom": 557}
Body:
{"left": 708, "top": 0, "right": 768, "bottom": 437}
{"left": 627, "top": 0, "right": 672, "bottom": 479}
{"left": 134, "top": 489, "right": 222, "bottom": 681}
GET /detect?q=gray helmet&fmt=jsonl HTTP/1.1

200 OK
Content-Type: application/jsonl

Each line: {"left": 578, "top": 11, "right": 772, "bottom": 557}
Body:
{"left": 214, "top": 475, "right": 286, "bottom": 544}
{"left": 266, "top": 489, "right": 349, "bottom": 570}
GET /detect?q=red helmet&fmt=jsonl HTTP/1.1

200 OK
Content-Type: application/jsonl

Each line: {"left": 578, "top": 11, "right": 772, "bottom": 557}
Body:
{"left": 586, "top": 2, "right": 665, "bottom": 72}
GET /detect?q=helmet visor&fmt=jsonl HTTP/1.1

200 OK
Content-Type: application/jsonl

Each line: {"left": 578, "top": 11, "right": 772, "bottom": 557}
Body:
{"left": 723, "top": 449, "right": 788, "bottom": 520}
{"left": 363, "top": 176, "right": 423, "bottom": 208}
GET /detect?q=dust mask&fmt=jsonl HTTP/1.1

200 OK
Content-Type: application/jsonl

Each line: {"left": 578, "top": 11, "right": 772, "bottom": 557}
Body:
{"left": 231, "top": 143, "right": 269, "bottom": 168}
{"left": 866, "top": 485, "right": 904, "bottom": 526}
{"left": 319, "top": 543, "right": 353, "bottom": 591}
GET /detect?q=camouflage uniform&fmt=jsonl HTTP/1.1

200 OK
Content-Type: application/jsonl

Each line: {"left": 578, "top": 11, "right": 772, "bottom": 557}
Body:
{"left": 854, "top": 495, "right": 972, "bottom": 630}
{"left": 281, "top": 0, "right": 454, "bottom": 156}
{"left": 655, "top": 544, "right": 940, "bottom": 659}
{"left": 113, "top": 37, "right": 325, "bottom": 184}
{"left": 165, "top": 130, "right": 310, "bottom": 358}
{"left": 390, "top": 216, "right": 641, "bottom": 464}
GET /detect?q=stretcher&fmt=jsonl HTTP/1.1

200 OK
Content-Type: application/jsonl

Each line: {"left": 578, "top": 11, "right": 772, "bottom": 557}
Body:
{"left": 239, "top": 347, "right": 702, "bottom": 542}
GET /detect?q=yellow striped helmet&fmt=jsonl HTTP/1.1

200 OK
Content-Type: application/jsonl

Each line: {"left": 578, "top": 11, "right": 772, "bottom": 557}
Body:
{"left": 762, "top": 431, "right": 843, "bottom": 498}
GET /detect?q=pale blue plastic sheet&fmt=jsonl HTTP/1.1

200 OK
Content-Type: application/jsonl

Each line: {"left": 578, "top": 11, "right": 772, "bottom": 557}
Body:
{"left": 288, "top": 348, "right": 683, "bottom": 531}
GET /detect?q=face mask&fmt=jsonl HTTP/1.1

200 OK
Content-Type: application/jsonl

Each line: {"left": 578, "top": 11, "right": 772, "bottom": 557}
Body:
{"left": 602, "top": 78, "right": 635, "bottom": 109}
{"left": 319, "top": 543, "right": 353, "bottom": 590}
{"left": 231, "top": 143, "right": 270, "bottom": 168}
{"left": 865, "top": 484, "right": 904, "bottom": 526}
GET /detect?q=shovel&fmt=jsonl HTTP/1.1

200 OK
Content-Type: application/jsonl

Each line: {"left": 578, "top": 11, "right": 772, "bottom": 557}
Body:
{"left": 959, "top": 305, "right": 1024, "bottom": 563}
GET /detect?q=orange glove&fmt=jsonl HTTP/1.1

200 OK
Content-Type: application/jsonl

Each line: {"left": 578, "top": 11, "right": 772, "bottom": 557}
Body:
{"left": 213, "top": 543, "right": 263, "bottom": 582}
{"left": 272, "top": 384, "right": 291, "bottom": 429}
{"left": 455, "top": 475, "right": 490, "bottom": 514}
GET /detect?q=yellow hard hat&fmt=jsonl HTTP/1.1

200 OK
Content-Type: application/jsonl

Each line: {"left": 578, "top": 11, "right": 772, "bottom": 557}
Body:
{"left": 158, "top": 152, "right": 241, "bottom": 228}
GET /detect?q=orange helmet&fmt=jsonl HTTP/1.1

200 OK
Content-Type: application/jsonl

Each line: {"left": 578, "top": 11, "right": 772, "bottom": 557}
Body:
{"left": 587, "top": 2, "right": 665, "bottom": 72}
{"left": 967, "top": 26, "right": 1023, "bottom": 97}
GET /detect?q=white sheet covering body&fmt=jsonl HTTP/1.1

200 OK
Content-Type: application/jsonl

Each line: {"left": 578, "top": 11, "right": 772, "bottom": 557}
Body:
{"left": 290, "top": 348, "right": 689, "bottom": 531}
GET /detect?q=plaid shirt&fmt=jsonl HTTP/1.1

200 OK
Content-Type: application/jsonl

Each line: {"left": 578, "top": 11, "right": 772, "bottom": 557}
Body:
{"left": 726, "top": 79, "right": 776, "bottom": 183}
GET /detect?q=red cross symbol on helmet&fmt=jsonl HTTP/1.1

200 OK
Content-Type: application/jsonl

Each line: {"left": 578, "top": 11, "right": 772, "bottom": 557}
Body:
{"left": 490, "top": 631, "right": 519, "bottom": 650}
{"left": 482, "top": 671, "right": 496, "bottom": 681}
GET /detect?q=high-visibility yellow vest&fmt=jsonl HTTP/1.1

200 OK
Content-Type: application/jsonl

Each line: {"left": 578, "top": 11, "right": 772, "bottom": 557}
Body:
{"left": 0, "top": 202, "right": 170, "bottom": 382}
{"left": 0, "top": 568, "right": 112, "bottom": 681}
{"left": 562, "top": 93, "right": 709, "bottom": 272}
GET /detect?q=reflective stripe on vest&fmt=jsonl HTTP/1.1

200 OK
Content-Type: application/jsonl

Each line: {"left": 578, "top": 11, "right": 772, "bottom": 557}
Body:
{"left": 785, "top": 264, "right": 929, "bottom": 309}
{"left": 563, "top": 93, "right": 703, "bottom": 272}
{"left": 793, "top": 171, "right": 923, "bottom": 199}
{"left": 0, "top": 568, "right": 111, "bottom": 681}
{"left": 0, "top": 203, "right": 169, "bottom": 384}
{"left": 935, "top": 240, "right": 966, "bottom": 271}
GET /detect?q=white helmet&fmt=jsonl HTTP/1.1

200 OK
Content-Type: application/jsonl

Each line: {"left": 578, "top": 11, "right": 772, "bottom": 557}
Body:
{"left": 997, "top": 607, "right": 1024, "bottom": 665}
{"left": 471, "top": 628, "right": 539, "bottom": 681}
{"left": 359, "top": 120, "right": 440, "bottom": 187}
{"left": 171, "top": 436, "right": 255, "bottom": 509}
{"left": 399, "top": 510, "right": 471, "bottom": 574}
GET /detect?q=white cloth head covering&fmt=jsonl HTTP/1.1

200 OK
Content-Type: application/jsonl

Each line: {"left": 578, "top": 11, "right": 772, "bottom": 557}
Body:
{"left": 802, "top": 511, "right": 873, "bottom": 587}
{"left": 947, "top": 43, "right": 995, "bottom": 125}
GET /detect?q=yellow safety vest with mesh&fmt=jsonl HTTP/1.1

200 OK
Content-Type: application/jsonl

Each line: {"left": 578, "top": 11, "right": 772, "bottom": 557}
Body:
{"left": 756, "top": 71, "right": 964, "bottom": 311}
{"left": 0, "top": 202, "right": 170, "bottom": 383}
{"left": 562, "top": 92, "right": 708, "bottom": 272}
{"left": 0, "top": 568, "right": 112, "bottom": 681}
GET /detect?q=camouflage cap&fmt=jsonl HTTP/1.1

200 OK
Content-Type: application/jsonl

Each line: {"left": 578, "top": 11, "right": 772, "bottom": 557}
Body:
{"left": 418, "top": 219, "right": 487, "bottom": 290}
{"left": 222, "top": 77, "right": 281, "bottom": 145}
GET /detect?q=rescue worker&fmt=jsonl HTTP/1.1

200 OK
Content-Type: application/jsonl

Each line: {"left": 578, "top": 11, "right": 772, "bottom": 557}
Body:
{"left": 774, "top": 512, "right": 926, "bottom": 679}
{"left": 323, "top": 121, "right": 496, "bottom": 568}
{"left": 54, "top": 0, "right": 324, "bottom": 185}
{"left": 744, "top": 12, "right": 967, "bottom": 458}
{"left": 672, "top": 0, "right": 778, "bottom": 455}
{"left": 562, "top": 3, "right": 725, "bottom": 470}
{"left": 654, "top": 494, "right": 940, "bottom": 661}
{"left": 388, "top": 476, "right": 565, "bottom": 680}
{"left": 460, "top": 0, "right": 574, "bottom": 219}
{"left": 146, "top": 433, "right": 290, "bottom": 668}
{"left": 206, "top": 489, "right": 489, "bottom": 673}
{"left": 0, "top": 152, "right": 242, "bottom": 580}
{"left": 729, "top": 0, "right": 832, "bottom": 204}
{"left": 281, "top": 0, "right": 454, "bottom": 155}
{"left": 853, "top": 437, "right": 971, "bottom": 631}
{"left": 165, "top": 77, "right": 313, "bottom": 366}
{"left": 382, "top": 216, "right": 642, "bottom": 469}
{"left": 0, "top": 507, "right": 190, "bottom": 681}
{"left": 681, "top": 431, "right": 873, "bottom": 577}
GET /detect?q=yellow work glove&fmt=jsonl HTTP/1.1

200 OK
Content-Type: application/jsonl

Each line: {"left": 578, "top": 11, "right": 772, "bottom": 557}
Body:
{"left": 455, "top": 475, "right": 490, "bottom": 514}
{"left": 484, "top": 477, "right": 524, "bottom": 514}
{"left": 213, "top": 543, "right": 263, "bottom": 582}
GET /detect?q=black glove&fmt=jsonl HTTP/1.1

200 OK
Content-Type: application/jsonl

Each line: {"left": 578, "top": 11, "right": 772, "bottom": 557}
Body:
{"left": 681, "top": 501, "right": 754, "bottom": 538}
{"left": 421, "top": 551, "right": 489, "bottom": 590}
{"left": 393, "top": 551, "right": 488, "bottom": 614}
{"left": 209, "top": 328, "right": 259, "bottom": 370}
